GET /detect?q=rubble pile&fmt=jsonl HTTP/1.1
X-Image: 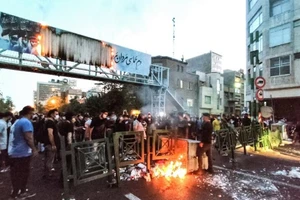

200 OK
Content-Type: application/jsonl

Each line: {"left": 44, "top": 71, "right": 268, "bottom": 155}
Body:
{"left": 119, "top": 163, "right": 151, "bottom": 182}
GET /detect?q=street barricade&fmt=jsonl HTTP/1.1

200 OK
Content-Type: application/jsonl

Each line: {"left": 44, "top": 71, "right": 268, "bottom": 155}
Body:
{"left": 60, "top": 136, "right": 115, "bottom": 196}
{"left": 215, "top": 124, "right": 265, "bottom": 160}
{"left": 113, "top": 131, "right": 145, "bottom": 184}
{"left": 147, "top": 129, "right": 177, "bottom": 170}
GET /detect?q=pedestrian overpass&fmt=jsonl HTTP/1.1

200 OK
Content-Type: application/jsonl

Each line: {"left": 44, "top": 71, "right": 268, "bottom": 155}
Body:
{"left": 0, "top": 11, "right": 171, "bottom": 116}
{"left": 0, "top": 49, "right": 169, "bottom": 115}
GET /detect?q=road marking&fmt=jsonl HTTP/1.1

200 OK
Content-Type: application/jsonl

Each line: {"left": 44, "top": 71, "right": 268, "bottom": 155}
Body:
{"left": 214, "top": 165, "right": 300, "bottom": 190}
{"left": 125, "top": 193, "right": 141, "bottom": 200}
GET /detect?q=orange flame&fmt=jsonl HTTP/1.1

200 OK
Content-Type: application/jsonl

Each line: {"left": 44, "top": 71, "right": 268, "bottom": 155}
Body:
{"left": 152, "top": 156, "right": 187, "bottom": 179}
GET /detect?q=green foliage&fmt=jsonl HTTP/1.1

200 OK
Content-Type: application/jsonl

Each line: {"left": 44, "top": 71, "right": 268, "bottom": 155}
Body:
{"left": 59, "top": 83, "right": 147, "bottom": 117}
{"left": 60, "top": 96, "right": 87, "bottom": 114}
{"left": 0, "top": 96, "right": 14, "bottom": 112}
{"left": 269, "top": 130, "right": 282, "bottom": 148}
{"left": 35, "top": 102, "right": 45, "bottom": 113}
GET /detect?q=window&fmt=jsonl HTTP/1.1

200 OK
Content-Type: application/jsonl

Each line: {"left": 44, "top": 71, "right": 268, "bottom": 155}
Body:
{"left": 235, "top": 88, "right": 241, "bottom": 94}
{"left": 187, "top": 99, "right": 193, "bottom": 107}
{"left": 249, "top": 0, "right": 258, "bottom": 10}
{"left": 177, "top": 79, "right": 184, "bottom": 88}
{"left": 269, "top": 23, "right": 291, "bottom": 47}
{"left": 181, "top": 66, "right": 184, "bottom": 72}
{"left": 258, "top": 34, "right": 263, "bottom": 52}
{"left": 217, "top": 79, "right": 220, "bottom": 94}
{"left": 177, "top": 65, "right": 180, "bottom": 72}
{"left": 270, "top": 55, "right": 290, "bottom": 76}
{"left": 205, "top": 96, "right": 211, "bottom": 104}
{"left": 249, "top": 11, "right": 263, "bottom": 34}
{"left": 188, "top": 82, "right": 193, "bottom": 90}
{"left": 259, "top": 64, "right": 263, "bottom": 76}
{"left": 270, "top": 0, "right": 290, "bottom": 17}
{"left": 252, "top": 34, "right": 263, "bottom": 52}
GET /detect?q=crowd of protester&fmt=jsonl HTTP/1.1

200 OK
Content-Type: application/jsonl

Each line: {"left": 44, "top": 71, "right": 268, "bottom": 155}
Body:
{"left": 1, "top": 105, "right": 300, "bottom": 199}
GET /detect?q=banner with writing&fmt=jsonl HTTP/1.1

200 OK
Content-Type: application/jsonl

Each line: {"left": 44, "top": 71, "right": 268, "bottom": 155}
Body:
{"left": 0, "top": 12, "right": 150, "bottom": 76}
{"left": 112, "top": 44, "right": 151, "bottom": 76}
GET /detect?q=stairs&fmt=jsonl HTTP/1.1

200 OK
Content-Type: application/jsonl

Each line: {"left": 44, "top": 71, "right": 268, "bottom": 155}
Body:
{"left": 166, "top": 89, "right": 185, "bottom": 111}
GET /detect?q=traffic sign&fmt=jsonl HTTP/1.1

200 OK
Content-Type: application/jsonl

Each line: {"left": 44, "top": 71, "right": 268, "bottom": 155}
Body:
{"left": 255, "top": 76, "right": 266, "bottom": 89}
{"left": 256, "top": 89, "right": 264, "bottom": 101}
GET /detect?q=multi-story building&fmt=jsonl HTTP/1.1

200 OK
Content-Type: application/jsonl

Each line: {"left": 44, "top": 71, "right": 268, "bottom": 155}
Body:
{"left": 152, "top": 56, "right": 199, "bottom": 116}
{"left": 152, "top": 52, "right": 225, "bottom": 117}
{"left": 36, "top": 79, "right": 77, "bottom": 105}
{"left": 223, "top": 69, "right": 245, "bottom": 116}
{"left": 246, "top": 0, "right": 300, "bottom": 121}
{"left": 33, "top": 91, "right": 37, "bottom": 107}
{"left": 63, "top": 88, "right": 84, "bottom": 103}
{"left": 36, "top": 81, "right": 63, "bottom": 105}
{"left": 187, "top": 52, "right": 224, "bottom": 115}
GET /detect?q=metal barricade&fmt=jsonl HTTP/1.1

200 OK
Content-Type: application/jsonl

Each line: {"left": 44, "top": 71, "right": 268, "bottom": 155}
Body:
{"left": 60, "top": 136, "right": 115, "bottom": 196}
{"left": 147, "top": 129, "right": 177, "bottom": 169}
{"left": 240, "top": 126, "right": 252, "bottom": 154}
{"left": 215, "top": 129, "right": 231, "bottom": 154}
{"left": 113, "top": 131, "right": 145, "bottom": 184}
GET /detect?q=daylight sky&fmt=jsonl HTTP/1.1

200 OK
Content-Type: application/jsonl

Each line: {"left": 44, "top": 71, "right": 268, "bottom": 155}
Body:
{"left": 0, "top": 0, "right": 246, "bottom": 111}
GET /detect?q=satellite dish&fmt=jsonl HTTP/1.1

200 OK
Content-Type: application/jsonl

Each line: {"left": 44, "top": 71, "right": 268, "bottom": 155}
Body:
{"left": 260, "top": 106, "right": 273, "bottom": 118}
{"left": 63, "top": 78, "right": 68, "bottom": 83}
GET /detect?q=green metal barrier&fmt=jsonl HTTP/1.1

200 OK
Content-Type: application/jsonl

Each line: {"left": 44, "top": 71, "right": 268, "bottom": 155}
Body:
{"left": 113, "top": 131, "right": 145, "bottom": 184}
{"left": 215, "top": 124, "right": 266, "bottom": 160}
{"left": 147, "top": 129, "right": 177, "bottom": 169}
{"left": 215, "top": 128, "right": 236, "bottom": 161}
{"left": 60, "top": 136, "right": 115, "bottom": 197}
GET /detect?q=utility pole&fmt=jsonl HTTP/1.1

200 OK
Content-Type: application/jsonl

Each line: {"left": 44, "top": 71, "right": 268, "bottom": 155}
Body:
{"left": 172, "top": 17, "right": 175, "bottom": 58}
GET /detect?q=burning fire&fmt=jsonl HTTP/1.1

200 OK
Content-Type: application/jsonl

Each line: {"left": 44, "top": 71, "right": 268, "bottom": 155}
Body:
{"left": 151, "top": 156, "right": 187, "bottom": 179}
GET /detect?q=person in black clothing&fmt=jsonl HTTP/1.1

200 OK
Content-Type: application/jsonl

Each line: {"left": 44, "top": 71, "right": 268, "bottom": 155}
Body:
{"left": 293, "top": 121, "right": 300, "bottom": 144}
{"left": 58, "top": 112, "right": 74, "bottom": 148}
{"left": 242, "top": 113, "right": 251, "bottom": 126}
{"left": 196, "top": 113, "right": 214, "bottom": 174}
{"left": 58, "top": 111, "right": 74, "bottom": 183}
{"left": 43, "top": 109, "right": 60, "bottom": 179}
{"left": 89, "top": 110, "right": 108, "bottom": 140}
{"left": 116, "top": 115, "right": 131, "bottom": 132}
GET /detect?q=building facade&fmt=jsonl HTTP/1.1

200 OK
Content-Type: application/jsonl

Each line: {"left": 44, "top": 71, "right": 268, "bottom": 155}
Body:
{"left": 36, "top": 79, "right": 80, "bottom": 105}
{"left": 223, "top": 69, "right": 245, "bottom": 116}
{"left": 246, "top": 0, "right": 300, "bottom": 121}
{"left": 152, "top": 56, "right": 199, "bottom": 117}
{"left": 152, "top": 52, "right": 225, "bottom": 117}
{"left": 187, "top": 52, "right": 224, "bottom": 115}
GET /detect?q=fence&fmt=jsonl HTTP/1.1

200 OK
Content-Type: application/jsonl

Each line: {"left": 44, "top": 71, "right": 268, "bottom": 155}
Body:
{"left": 60, "top": 136, "right": 115, "bottom": 196}
{"left": 113, "top": 131, "right": 145, "bottom": 184}
{"left": 147, "top": 129, "right": 178, "bottom": 169}
{"left": 214, "top": 123, "right": 264, "bottom": 160}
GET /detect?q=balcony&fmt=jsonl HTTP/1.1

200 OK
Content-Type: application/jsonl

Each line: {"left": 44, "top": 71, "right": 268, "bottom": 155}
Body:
{"left": 228, "top": 98, "right": 239, "bottom": 102}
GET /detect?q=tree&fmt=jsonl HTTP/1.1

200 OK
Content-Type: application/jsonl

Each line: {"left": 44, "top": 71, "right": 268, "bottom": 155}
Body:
{"left": 0, "top": 96, "right": 14, "bottom": 112}
{"left": 35, "top": 102, "right": 45, "bottom": 114}
{"left": 85, "top": 83, "right": 145, "bottom": 116}
{"left": 85, "top": 95, "right": 104, "bottom": 116}
{"left": 60, "top": 96, "right": 87, "bottom": 114}
{"left": 44, "top": 96, "right": 65, "bottom": 112}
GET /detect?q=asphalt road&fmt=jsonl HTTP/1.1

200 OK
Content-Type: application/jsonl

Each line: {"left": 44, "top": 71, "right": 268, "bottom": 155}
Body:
{"left": 0, "top": 148, "right": 300, "bottom": 200}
